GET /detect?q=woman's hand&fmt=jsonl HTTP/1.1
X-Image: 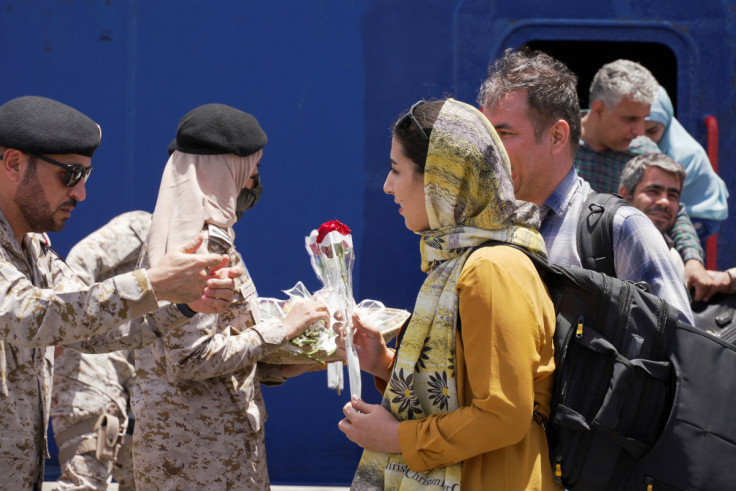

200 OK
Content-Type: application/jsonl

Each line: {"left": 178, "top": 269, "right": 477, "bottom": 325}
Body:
{"left": 282, "top": 300, "right": 329, "bottom": 340}
{"left": 338, "top": 396, "right": 401, "bottom": 454}
{"left": 335, "top": 313, "right": 394, "bottom": 381}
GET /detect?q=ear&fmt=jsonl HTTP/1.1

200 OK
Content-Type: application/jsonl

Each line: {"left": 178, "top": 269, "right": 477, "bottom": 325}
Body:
{"left": 1, "top": 149, "right": 24, "bottom": 184}
{"left": 549, "top": 120, "right": 570, "bottom": 156}
{"left": 590, "top": 100, "right": 606, "bottom": 118}
{"left": 618, "top": 185, "right": 631, "bottom": 201}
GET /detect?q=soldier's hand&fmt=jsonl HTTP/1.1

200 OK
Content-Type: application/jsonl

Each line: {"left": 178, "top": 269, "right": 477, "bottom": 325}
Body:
{"left": 147, "top": 233, "right": 231, "bottom": 304}
{"left": 187, "top": 265, "right": 244, "bottom": 314}
{"left": 283, "top": 300, "right": 330, "bottom": 340}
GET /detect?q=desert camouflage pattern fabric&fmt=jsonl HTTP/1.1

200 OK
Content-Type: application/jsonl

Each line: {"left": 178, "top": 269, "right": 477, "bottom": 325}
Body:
{"left": 0, "top": 204, "right": 193, "bottom": 490}
{"left": 51, "top": 210, "right": 151, "bottom": 490}
{"left": 132, "top": 224, "right": 289, "bottom": 490}
{"left": 0, "top": 206, "right": 177, "bottom": 490}
{"left": 352, "top": 99, "right": 546, "bottom": 490}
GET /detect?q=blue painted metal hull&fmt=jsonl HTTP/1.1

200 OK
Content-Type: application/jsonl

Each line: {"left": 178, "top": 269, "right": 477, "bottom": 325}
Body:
{"left": 9, "top": 0, "right": 732, "bottom": 484}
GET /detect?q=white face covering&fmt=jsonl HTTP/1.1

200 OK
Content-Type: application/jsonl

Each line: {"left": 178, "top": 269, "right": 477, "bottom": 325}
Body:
{"left": 146, "top": 150, "right": 261, "bottom": 266}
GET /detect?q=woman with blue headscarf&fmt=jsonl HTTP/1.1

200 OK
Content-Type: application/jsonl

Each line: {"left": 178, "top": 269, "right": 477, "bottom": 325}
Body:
{"left": 645, "top": 86, "right": 729, "bottom": 240}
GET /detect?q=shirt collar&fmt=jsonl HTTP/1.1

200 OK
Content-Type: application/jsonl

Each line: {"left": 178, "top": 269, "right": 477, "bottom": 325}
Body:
{"left": 543, "top": 166, "right": 579, "bottom": 218}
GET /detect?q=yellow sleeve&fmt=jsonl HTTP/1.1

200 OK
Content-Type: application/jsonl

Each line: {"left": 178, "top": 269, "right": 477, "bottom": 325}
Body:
{"left": 398, "top": 246, "right": 554, "bottom": 471}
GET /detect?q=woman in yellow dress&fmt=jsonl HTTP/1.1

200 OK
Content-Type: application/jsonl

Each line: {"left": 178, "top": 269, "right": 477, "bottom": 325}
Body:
{"left": 339, "top": 98, "right": 559, "bottom": 490}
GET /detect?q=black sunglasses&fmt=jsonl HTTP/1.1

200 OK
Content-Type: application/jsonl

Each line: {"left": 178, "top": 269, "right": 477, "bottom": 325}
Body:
{"left": 398, "top": 101, "right": 429, "bottom": 141}
{"left": 33, "top": 154, "right": 92, "bottom": 187}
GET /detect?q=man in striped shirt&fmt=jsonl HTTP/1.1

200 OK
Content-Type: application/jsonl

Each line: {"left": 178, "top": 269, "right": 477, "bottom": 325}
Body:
{"left": 478, "top": 48, "right": 694, "bottom": 322}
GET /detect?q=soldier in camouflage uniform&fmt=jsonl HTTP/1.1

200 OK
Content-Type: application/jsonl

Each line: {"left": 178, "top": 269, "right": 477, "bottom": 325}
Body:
{"left": 133, "top": 104, "right": 328, "bottom": 490}
{"left": 51, "top": 210, "right": 152, "bottom": 491}
{"left": 0, "top": 96, "right": 239, "bottom": 490}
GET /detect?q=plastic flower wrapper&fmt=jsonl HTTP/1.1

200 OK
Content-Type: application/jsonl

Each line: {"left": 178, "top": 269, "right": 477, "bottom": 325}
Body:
{"left": 354, "top": 299, "right": 410, "bottom": 338}
{"left": 259, "top": 287, "right": 410, "bottom": 394}
{"left": 257, "top": 282, "right": 337, "bottom": 364}
{"left": 305, "top": 219, "right": 361, "bottom": 398}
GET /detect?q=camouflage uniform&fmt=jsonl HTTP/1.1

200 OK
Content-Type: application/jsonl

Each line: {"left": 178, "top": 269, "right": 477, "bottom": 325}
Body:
{"left": 0, "top": 207, "right": 188, "bottom": 491}
{"left": 51, "top": 211, "right": 151, "bottom": 491}
{"left": 132, "top": 225, "right": 289, "bottom": 491}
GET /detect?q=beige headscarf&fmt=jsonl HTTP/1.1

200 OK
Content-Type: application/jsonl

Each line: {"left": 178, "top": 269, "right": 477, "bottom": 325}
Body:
{"left": 352, "top": 99, "right": 545, "bottom": 490}
{"left": 146, "top": 150, "right": 261, "bottom": 265}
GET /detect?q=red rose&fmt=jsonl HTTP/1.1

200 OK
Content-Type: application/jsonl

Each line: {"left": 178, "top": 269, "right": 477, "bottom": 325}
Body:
{"left": 321, "top": 245, "right": 334, "bottom": 258}
{"left": 316, "top": 219, "right": 351, "bottom": 243}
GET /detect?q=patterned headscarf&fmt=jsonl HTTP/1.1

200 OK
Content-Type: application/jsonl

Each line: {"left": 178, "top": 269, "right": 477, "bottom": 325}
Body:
{"left": 352, "top": 99, "right": 545, "bottom": 490}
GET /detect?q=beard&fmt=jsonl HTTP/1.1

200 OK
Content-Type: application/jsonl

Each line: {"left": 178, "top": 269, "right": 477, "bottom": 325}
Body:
{"left": 644, "top": 206, "right": 674, "bottom": 234}
{"left": 14, "top": 166, "right": 75, "bottom": 233}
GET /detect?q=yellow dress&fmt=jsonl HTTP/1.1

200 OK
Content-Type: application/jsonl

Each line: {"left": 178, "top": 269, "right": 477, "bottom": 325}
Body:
{"left": 397, "top": 246, "right": 559, "bottom": 490}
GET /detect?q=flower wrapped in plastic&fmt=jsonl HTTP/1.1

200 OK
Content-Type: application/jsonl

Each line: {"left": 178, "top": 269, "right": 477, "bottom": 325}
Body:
{"left": 258, "top": 219, "right": 410, "bottom": 395}
{"left": 259, "top": 288, "right": 409, "bottom": 367}
{"left": 305, "top": 220, "right": 361, "bottom": 396}
{"left": 258, "top": 282, "right": 339, "bottom": 364}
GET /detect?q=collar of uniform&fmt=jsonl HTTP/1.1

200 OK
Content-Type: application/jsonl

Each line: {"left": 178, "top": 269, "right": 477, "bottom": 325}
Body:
{"left": 0, "top": 206, "right": 31, "bottom": 258}
{"left": 0, "top": 207, "right": 53, "bottom": 266}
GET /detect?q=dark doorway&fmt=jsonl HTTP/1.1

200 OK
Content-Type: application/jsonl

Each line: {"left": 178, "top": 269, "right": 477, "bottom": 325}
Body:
{"left": 524, "top": 40, "right": 677, "bottom": 111}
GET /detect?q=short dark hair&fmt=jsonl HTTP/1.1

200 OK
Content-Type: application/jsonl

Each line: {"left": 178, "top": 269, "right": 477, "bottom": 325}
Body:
{"left": 478, "top": 48, "right": 581, "bottom": 156}
{"left": 392, "top": 100, "right": 445, "bottom": 172}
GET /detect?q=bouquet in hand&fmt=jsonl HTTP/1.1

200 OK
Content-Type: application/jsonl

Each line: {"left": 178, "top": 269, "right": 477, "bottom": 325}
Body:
{"left": 259, "top": 289, "right": 408, "bottom": 367}
{"left": 306, "top": 220, "right": 361, "bottom": 397}
{"left": 306, "top": 220, "right": 355, "bottom": 315}
{"left": 258, "top": 282, "right": 338, "bottom": 363}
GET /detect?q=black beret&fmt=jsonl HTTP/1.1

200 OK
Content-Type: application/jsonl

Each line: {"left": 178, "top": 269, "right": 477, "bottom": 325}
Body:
{"left": 0, "top": 96, "right": 101, "bottom": 157}
{"left": 167, "top": 103, "right": 267, "bottom": 157}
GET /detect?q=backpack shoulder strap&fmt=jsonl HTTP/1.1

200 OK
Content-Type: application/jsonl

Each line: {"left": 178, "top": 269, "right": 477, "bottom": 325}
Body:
{"left": 576, "top": 192, "right": 625, "bottom": 277}
{"left": 468, "top": 240, "right": 551, "bottom": 279}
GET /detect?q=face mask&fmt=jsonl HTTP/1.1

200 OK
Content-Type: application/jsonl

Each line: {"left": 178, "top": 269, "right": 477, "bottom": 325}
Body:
{"left": 235, "top": 174, "right": 262, "bottom": 221}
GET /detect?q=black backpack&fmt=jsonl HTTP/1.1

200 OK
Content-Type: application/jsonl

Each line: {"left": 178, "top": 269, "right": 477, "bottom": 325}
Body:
{"left": 576, "top": 192, "right": 624, "bottom": 277}
{"left": 470, "top": 194, "right": 736, "bottom": 490}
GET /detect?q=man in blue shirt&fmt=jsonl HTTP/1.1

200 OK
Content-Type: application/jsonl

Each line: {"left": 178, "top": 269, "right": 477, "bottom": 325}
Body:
{"left": 619, "top": 153, "right": 736, "bottom": 302}
{"left": 477, "top": 48, "right": 693, "bottom": 322}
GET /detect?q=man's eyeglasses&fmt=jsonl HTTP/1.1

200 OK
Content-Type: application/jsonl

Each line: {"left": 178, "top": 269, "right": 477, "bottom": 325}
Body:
{"left": 33, "top": 154, "right": 92, "bottom": 187}
{"left": 398, "top": 101, "right": 429, "bottom": 141}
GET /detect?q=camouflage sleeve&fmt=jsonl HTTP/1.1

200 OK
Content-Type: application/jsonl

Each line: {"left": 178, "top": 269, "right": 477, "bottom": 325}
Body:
{"left": 162, "top": 314, "right": 288, "bottom": 380}
{"left": 157, "top": 234, "right": 289, "bottom": 380}
{"left": 69, "top": 303, "right": 190, "bottom": 353}
{"left": 669, "top": 204, "right": 705, "bottom": 263}
{"left": 0, "top": 256, "right": 160, "bottom": 347}
{"left": 62, "top": 211, "right": 191, "bottom": 352}
{"left": 66, "top": 210, "right": 151, "bottom": 286}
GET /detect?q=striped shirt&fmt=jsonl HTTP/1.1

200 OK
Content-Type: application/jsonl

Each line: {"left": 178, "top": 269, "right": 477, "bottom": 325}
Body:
{"left": 540, "top": 168, "right": 694, "bottom": 323}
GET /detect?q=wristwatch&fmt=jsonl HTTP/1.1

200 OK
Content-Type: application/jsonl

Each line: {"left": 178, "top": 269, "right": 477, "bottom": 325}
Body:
{"left": 176, "top": 303, "right": 197, "bottom": 318}
{"left": 727, "top": 268, "right": 736, "bottom": 295}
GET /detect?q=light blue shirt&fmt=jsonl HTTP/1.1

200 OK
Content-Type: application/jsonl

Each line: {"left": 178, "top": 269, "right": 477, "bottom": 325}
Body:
{"left": 540, "top": 168, "right": 694, "bottom": 324}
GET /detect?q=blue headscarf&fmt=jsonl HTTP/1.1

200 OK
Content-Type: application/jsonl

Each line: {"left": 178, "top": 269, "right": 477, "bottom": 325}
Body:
{"left": 646, "top": 86, "right": 728, "bottom": 221}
